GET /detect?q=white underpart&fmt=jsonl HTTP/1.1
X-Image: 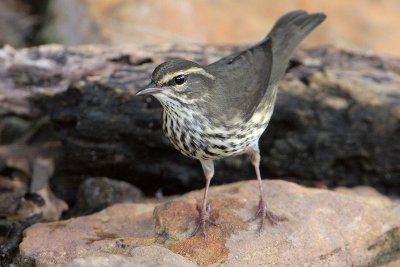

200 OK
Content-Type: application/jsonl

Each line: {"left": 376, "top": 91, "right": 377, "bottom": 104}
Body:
{"left": 156, "top": 86, "right": 278, "bottom": 160}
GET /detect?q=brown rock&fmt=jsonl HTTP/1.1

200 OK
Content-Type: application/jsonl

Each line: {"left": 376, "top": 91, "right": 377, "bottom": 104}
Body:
{"left": 46, "top": 0, "right": 400, "bottom": 56}
{"left": 71, "top": 177, "right": 143, "bottom": 216}
{"left": 69, "top": 246, "right": 196, "bottom": 267}
{"left": 18, "top": 180, "right": 400, "bottom": 266}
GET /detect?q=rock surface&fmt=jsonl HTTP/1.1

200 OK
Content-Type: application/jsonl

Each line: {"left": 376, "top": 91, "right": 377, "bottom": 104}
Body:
{"left": 69, "top": 246, "right": 196, "bottom": 267}
{"left": 70, "top": 177, "right": 143, "bottom": 216}
{"left": 18, "top": 180, "right": 400, "bottom": 266}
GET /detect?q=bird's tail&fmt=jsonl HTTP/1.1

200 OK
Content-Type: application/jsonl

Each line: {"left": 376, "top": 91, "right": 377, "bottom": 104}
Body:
{"left": 267, "top": 10, "right": 326, "bottom": 84}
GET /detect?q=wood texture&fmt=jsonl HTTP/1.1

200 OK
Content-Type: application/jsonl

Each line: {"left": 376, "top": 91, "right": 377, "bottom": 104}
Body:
{"left": 0, "top": 44, "right": 399, "bottom": 196}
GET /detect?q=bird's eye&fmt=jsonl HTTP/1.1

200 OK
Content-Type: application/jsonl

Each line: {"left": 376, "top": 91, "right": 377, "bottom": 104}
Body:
{"left": 174, "top": 74, "right": 186, "bottom": 85}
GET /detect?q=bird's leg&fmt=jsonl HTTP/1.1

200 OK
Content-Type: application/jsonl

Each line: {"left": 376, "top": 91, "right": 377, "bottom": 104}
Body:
{"left": 247, "top": 146, "right": 286, "bottom": 231}
{"left": 191, "top": 159, "right": 217, "bottom": 238}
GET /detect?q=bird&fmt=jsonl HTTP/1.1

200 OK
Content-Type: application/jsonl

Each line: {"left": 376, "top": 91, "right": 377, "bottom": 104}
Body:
{"left": 136, "top": 10, "right": 326, "bottom": 237}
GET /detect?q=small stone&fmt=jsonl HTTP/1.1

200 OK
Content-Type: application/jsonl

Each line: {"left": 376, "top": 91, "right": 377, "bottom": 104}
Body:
{"left": 72, "top": 177, "right": 143, "bottom": 215}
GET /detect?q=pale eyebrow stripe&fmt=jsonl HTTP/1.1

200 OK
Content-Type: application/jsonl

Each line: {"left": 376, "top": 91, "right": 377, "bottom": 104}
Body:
{"left": 159, "top": 67, "right": 215, "bottom": 84}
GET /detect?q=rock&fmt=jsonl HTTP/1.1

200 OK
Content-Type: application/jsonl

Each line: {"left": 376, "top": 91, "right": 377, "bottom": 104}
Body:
{"left": 71, "top": 177, "right": 143, "bottom": 216}
{"left": 0, "top": 220, "right": 27, "bottom": 266}
{"left": 69, "top": 246, "right": 196, "bottom": 267}
{"left": 18, "top": 180, "right": 400, "bottom": 266}
{"left": 45, "top": 0, "right": 400, "bottom": 56}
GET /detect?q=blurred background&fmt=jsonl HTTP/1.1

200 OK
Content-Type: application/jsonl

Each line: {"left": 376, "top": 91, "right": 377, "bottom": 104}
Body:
{"left": 1, "top": 0, "right": 400, "bottom": 56}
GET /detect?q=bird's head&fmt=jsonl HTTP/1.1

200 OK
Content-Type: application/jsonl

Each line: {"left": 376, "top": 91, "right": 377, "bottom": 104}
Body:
{"left": 136, "top": 59, "right": 215, "bottom": 106}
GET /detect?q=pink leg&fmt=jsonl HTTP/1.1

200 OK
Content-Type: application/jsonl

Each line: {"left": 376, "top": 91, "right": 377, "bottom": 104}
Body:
{"left": 191, "top": 159, "right": 217, "bottom": 238}
{"left": 247, "top": 146, "right": 286, "bottom": 231}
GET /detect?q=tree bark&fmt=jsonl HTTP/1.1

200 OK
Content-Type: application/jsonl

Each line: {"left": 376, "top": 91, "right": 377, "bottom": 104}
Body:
{"left": 0, "top": 44, "right": 399, "bottom": 196}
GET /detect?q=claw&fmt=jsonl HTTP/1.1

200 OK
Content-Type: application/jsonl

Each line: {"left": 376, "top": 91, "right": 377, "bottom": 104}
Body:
{"left": 248, "top": 199, "right": 287, "bottom": 232}
{"left": 191, "top": 203, "right": 217, "bottom": 238}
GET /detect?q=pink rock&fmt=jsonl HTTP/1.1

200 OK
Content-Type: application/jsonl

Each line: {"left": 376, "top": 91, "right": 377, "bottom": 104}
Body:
{"left": 19, "top": 180, "right": 400, "bottom": 266}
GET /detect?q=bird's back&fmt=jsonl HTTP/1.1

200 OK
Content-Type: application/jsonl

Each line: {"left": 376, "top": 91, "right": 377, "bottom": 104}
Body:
{"left": 161, "top": 11, "right": 326, "bottom": 160}
{"left": 205, "top": 11, "right": 326, "bottom": 125}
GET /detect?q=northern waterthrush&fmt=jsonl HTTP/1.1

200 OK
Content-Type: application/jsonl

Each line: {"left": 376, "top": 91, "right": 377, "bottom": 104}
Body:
{"left": 137, "top": 10, "right": 326, "bottom": 236}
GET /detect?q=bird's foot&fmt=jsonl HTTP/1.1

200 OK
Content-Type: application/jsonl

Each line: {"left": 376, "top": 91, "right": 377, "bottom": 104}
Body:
{"left": 191, "top": 203, "right": 217, "bottom": 238}
{"left": 247, "top": 198, "right": 287, "bottom": 232}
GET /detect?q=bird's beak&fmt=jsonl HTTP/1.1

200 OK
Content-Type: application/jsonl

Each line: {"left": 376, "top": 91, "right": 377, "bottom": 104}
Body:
{"left": 136, "top": 82, "right": 163, "bottom": 96}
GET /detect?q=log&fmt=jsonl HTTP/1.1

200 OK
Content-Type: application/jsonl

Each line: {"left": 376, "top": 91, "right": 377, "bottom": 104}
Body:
{"left": 0, "top": 44, "right": 399, "bottom": 196}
